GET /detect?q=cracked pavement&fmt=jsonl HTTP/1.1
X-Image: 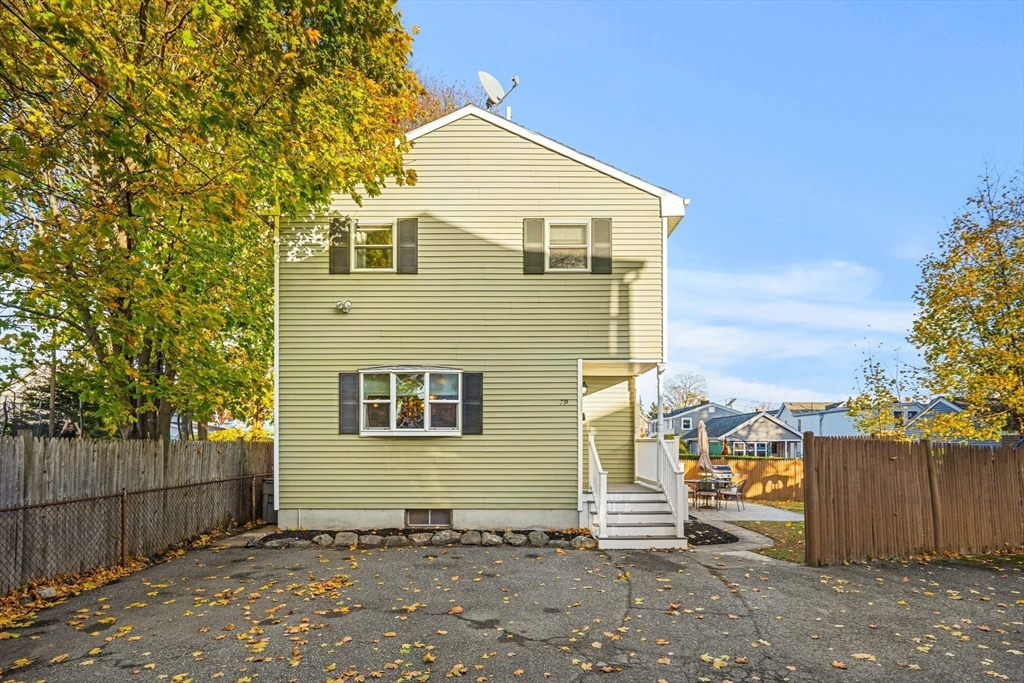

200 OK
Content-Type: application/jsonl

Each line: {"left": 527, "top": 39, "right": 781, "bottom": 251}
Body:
{"left": 1, "top": 540, "right": 1022, "bottom": 682}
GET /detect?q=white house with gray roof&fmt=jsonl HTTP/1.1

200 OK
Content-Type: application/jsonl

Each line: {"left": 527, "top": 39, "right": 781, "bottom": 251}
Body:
{"left": 681, "top": 411, "right": 804, "bottom": 458}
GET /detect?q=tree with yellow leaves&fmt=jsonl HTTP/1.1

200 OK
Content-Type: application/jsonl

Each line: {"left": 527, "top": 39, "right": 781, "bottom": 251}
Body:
{"left": 909, "top": 174, "right": 1023, "bottom": 441}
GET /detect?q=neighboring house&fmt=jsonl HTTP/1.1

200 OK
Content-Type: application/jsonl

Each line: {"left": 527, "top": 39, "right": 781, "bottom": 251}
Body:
{"left": 275, "top": 105, "right": 690, "bottom": 549}
{"left": 647, "top": 401, "right": 742, "bottom": 436}
{"left": 777, "top": 400, "right": 925, "bottom": 437}
{"left": 681, "top": 411, "right": 804, "bottom": 458}
{"left": 905, "top": 397, "right": 1003, "bottom": 446}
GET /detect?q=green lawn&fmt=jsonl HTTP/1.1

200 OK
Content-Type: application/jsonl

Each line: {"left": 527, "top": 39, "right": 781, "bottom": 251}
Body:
{"left": 733, "top": 520, "right": 805, "bottom": 563}
{"left": 755, "top": 499, "right": 804, "bottom": 514}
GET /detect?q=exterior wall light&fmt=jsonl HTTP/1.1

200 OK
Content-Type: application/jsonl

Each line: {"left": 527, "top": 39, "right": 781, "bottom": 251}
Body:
{"left": 336, "top": 300, "right": 352, "bottom": 313}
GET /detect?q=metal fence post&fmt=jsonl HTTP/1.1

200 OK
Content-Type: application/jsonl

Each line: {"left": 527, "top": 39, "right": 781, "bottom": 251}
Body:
{"left": 120, "top": 488, "right": 128, "bottom": 566}
{"left": 251, "top": 475, "right": 257, "bottom": 523}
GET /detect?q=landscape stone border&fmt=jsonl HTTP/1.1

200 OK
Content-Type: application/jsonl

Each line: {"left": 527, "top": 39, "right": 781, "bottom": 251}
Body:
{"left": 257, "top": 529, "right": 597, "bottom": 550}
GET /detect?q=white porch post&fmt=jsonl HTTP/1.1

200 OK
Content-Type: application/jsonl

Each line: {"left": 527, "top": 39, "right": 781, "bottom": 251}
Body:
{"left": 656, "top": 364, "right": 665, "bottom": 439}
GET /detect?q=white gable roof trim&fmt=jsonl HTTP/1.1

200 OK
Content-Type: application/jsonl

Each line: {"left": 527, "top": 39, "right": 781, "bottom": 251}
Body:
{"left": 720, "top": 412, "right": 805, "bottom": 440}
{"left": 406, "top": 105, "right": 690, "bottom": 220}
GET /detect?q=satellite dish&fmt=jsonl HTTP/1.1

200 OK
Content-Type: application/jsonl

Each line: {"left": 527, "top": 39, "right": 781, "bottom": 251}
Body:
{"left": 478, "top": 71, "right": 519, "bottom": 107}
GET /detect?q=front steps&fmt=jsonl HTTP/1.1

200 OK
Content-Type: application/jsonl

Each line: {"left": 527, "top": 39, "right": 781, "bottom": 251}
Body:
{"left": 588, "top": 487, "right": 687, "bottom": 550}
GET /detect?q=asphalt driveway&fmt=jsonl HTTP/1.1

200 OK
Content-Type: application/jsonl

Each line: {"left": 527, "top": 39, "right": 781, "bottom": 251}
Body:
{"left": 1, "top": 539, "right": 1022, "bottom": 682}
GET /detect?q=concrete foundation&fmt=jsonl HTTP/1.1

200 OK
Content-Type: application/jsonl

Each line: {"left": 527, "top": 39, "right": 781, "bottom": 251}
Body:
{"left": 276, "top": 508, "right": 578, "bottom": 531}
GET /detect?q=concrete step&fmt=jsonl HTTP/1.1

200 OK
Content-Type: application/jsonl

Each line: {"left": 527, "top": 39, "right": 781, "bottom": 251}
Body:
{"left": 607, "top": 510, "right": 676, "bottom": 525}
{"left": 597, "top": 536, "right": 688, "bottom": 550}
{"left": 603, "top": 522, "right": 678, "bottom": 537}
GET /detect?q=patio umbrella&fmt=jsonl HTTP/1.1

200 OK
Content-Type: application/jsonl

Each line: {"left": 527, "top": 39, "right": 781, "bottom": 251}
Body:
{"left": 697, "top": 420, "right": 713, "bottom": 472}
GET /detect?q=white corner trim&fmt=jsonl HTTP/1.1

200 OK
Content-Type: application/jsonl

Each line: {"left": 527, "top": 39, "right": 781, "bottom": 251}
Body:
{"left": 405, "top": 105, "right": 689, "bottom": 219}
{"left": 272, "top": 214, "right": 280, "bottom": 510}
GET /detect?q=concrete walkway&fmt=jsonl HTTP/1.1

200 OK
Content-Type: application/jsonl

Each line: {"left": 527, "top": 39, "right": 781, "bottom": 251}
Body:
{"left": 693, "top": 500, "right": 804, "bottom": 523}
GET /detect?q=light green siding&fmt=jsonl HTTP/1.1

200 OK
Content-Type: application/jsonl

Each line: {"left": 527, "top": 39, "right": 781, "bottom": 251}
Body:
{"left": 277, "top": 113, "right": 664, "bottom": 510}
{"left": 583, "top": 376, "right": 637, "bottom": 484}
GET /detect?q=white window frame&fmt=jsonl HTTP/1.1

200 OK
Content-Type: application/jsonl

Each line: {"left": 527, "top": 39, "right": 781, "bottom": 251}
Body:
{"left": 545, "top": 219, "right": 591, "bottom": 272}
{"left": 359, "top": 368, "right": 462, "bottom": 436}
{"left": 352, "top": 220, "right": 397, "bottom": 272}
{"left": 681, "top": 418, "right": 693, "bottom": 430}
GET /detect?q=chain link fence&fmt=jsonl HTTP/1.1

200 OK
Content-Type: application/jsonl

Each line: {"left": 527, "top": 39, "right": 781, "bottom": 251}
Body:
{"left": 0, "top": 474, "right": 270, "bottom": 596}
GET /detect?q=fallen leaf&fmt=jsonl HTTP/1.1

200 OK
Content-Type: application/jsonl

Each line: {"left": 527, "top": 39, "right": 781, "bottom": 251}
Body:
{"left": 832, "top": 661, "right": 847, "bottom": 669}
{"left": 448, "top": 606, "right": 464, "bottom": 615}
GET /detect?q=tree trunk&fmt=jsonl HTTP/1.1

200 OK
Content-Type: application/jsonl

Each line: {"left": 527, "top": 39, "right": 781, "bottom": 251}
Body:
{"left": 197, "top": 421, "right": 208, "bottom": 440}
{"left": 157, "top": 398, "right": 174, "bottom": 442}
{"left": 48, "top": 349, "right": 56, "bottom": 438}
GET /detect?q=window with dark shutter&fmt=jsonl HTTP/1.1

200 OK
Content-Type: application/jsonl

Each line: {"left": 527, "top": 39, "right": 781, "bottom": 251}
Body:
{"left": 397, "top": 218, "right": 418, "bottom": 274}
{"left": 462, "top": 373, "right": 483, "bottom": 434}
{"left": 339, "top": 373, "right": 359, "bottom": 434}
{"left": 329, "top": 218, "right": 351, "bottom": 274}
{"left": 591, "top": 218, "right": 612, "bottom": 274}
{"left": 523, "top": 218, "right": 545, "bottom": 274}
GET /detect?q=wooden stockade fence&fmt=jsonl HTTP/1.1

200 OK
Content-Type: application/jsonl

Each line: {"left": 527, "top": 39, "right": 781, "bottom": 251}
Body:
{"left": 0, "top": 434, "right": 273, "bottom": 596}
{"left": 683, "top": 457, "right": 804, "bottom": 501}
{"left": 804, "top": 434, "right": 1024, "bottom": 566}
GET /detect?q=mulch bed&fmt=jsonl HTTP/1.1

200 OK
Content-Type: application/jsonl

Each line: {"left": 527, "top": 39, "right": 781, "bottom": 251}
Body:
{"left": 685, "top": 521, "right": 739, "bottom": 546}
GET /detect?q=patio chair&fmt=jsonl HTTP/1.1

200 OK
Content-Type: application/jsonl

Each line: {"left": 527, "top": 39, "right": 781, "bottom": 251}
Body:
{"left": 718, "top": 479, "right": 747, "bottom": 511}
{"left": 693, "top": 480, "right": 720, "bottom": 510}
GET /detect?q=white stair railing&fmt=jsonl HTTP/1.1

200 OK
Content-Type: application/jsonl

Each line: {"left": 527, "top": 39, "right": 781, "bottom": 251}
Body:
{"left": 657, "top": 436, "right": 687, "bottom": 536}
{"left": 588, "top": 430, "right": 608, "bottom": 538}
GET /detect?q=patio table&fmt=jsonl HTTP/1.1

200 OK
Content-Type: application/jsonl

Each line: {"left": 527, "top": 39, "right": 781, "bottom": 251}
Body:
{"left": 685, "top": 478, "right": 731, "bottom": 510}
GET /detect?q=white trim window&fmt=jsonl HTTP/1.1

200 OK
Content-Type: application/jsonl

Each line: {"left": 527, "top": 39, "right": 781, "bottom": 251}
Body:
{"left": 360, "top": 370, "right": 461, "bottom": 434}
{"left": 353, "top": 221, "right": 396, "bottom": 271}
{"left": 546, "top": 220, "right": 590, "bottom": 271}
{"left": 681, "top": 418, "right": 693, "bottom": 430}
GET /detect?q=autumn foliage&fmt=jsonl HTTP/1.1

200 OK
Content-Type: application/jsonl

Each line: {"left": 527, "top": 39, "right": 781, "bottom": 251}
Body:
{"left": 0, "top": 1, "right": 420, "bottom": 438}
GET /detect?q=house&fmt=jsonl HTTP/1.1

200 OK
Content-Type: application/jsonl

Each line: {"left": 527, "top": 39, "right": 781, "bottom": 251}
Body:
{"left": 776, "top": 400, "right": 926, "bottom": 437}
{"left": 905, "top": 397, "right": 1004, "bottom": 446}
{"left": 647, "top": 401, "right": 743, "bottom": 436}
{"left": 682, "top": 411, "right": 804, "bottom": 458}
{"left": 274, "top": 105, "right": 690, "bottom": 549}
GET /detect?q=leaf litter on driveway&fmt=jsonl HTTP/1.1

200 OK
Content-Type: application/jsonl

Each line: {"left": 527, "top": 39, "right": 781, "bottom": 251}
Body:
{"left": 0, "top": 543, "right": 1021, "bottom": 682}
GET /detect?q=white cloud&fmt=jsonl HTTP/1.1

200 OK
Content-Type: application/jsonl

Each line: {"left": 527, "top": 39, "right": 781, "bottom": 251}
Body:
{"left": 662, "top": 260, "right": 912, "bottom": 402}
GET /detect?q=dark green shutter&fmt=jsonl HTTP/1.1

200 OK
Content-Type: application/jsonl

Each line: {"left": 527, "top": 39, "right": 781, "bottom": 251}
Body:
{"left": 462, "top": 373, "right": 483, "bottom": 434}
{"left": 523, "top": 218, "right": 545, "bottom": 274}
{"left": 339, "top": 373, "right": 359, "bottom": 434}
{"left": 591, "top": 218, "right": 612, "bottom": 274}
{"left": 397, "top": 218, "right": 418, "bottom": 274}
{"left": 329, "top": 218, "right": 351, "bottom": 274}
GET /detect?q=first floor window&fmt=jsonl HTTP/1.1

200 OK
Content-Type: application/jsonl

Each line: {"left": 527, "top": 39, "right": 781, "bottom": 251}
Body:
{"left": 731, "top": 441, "right": 746, "bottom": 455}
{"left": 361, "top": 370, "right": 461, "bottom": 433}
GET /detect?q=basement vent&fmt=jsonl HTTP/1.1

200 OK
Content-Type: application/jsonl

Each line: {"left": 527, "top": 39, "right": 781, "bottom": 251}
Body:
{"left": 405, "top": 509, "right": 453, "bottom": 528}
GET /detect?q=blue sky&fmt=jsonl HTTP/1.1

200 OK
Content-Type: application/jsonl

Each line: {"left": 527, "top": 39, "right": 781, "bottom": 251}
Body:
{"left": 399, "top": 1, "right": 1024, "bottom": 407}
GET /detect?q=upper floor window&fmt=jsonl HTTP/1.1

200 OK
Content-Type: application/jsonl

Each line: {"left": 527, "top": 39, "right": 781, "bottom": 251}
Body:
{"left": 329, "top": 217, "right": 418, "bottom": 275}
{"left": 681, "top": 418, "right": 693, "bottom": 430}
{"left": 361, "top": 370, "right": 461, "bottom": 434}
{"left": 523, "top": 218, "right": 612, "bottom": 275}
{"left": 354, "top": 222, "right": 395, "bottom": 271}
{"left": 547, "top": 221, "right": 590, "bottom": 271}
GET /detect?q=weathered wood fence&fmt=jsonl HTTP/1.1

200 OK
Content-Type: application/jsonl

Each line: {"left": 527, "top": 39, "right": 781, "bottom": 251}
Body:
{"left": 683, "top": 457, "right": 804, "bottom": 501}
{"left": 804, "top": 434, "right": 1024, "bottom": 566}
{"left": 0, "top": 434, "right": 273, "bottom": 596}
